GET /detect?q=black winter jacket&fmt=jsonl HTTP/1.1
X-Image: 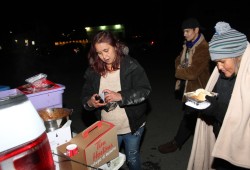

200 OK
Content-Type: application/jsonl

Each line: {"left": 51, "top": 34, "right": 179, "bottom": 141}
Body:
{"left": 82, "top": 55, "right": 152, "bottom": 134}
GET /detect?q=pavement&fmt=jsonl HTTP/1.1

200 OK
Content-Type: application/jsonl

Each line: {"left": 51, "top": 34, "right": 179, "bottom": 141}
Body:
{"left": 2, "top": 44, "right": 193, "bottom": 170}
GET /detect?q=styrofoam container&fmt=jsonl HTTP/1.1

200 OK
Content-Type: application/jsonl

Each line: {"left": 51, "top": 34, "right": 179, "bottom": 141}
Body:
{"left": 47, "top": 119, "right": 72, "bottom": 166}
{"left": 0, "top": 84, "right": 65, "bottom": 110}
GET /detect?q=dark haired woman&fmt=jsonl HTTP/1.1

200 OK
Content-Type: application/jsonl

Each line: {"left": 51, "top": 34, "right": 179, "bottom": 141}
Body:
{"left": 81, "top": 30, "right": 152, "bottom": 170}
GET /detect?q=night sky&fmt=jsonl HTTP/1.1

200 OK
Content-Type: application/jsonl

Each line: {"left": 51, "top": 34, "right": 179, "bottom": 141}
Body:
{"left": 1, "top": 1, "right": 250, "bottom": 42}
{"left": 1, "top": 1, "right": 250, "bottom": 87}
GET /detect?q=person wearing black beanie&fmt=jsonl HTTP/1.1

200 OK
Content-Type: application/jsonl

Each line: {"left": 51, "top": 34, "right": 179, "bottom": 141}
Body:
{"left": 158, "top": 17, "right": 211, "bottom": 154}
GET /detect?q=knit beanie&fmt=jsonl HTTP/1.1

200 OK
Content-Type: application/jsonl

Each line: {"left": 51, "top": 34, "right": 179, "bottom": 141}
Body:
{"left": 209, "top": 21, "right": 247, "bottom": 61}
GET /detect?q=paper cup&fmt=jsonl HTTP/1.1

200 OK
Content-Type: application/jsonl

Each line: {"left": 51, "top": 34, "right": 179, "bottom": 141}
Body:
{"left": 66, "top": 144, "right": 78, "bottom": 157}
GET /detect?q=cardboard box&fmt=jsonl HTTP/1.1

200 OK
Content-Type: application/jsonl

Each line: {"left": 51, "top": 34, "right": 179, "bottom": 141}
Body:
{"left": 57, "top": 121, "right": 119, "bottom": 170}
{"left": 0, "top": 84, "right": 65, "bottom": 110}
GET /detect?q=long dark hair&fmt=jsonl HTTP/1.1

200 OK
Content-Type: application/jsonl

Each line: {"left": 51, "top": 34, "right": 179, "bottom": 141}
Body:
{"left": 88, "top": 30, "right": 126, "bottom": 76}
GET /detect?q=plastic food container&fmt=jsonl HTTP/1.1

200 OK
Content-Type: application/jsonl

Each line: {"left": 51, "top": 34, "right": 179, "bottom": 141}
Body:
{"left": 0, "top": 84, "right": 65, "bottom": 110}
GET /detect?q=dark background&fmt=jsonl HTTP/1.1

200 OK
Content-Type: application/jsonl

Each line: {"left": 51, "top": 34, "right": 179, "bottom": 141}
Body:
{"left": 1, "top": 1, "right": 250, "bottom": 132}
{"left": 1, "top": 3, "right": 250, "bottom": 169}
{"left": 2, "top": 1, "right": 250, "bottom": 99}
{"left": 2, "top": 1, "right": 250, "bottom": 39}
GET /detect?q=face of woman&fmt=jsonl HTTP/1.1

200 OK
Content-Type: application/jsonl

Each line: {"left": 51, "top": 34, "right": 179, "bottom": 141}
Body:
{"left": 95, "top": 42, "right": 116, "bottom": 67}
{"left": 216, "top": 58, "right": 238, "bottom": 77}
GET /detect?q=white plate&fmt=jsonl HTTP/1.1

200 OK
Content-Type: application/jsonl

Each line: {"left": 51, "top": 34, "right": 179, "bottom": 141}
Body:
{"left": 185, "top": 100, "right": 211, "bottom": 110}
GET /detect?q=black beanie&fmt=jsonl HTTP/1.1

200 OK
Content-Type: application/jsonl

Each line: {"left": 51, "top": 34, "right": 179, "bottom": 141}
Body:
{"left": 181, "top": 18, "right": 200, "bottom": 30}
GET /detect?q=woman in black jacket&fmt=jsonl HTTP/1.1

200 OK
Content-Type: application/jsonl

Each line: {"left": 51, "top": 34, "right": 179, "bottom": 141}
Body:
{"left": 82, "top": 30, "right": 152, "bottom": 170}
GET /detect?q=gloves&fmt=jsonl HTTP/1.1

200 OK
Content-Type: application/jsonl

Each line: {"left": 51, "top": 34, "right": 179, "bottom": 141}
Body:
{"left": 184, "top": 105, "right": 199, "bottom": 115}
{"left": 201, "top": 95, "right": 218, "bottom": 116}
{"left": 206, "top": 95, "right": 218, "bottom": 105}
{"left": 185, "top": 95, "right": 218, "bottom": 116}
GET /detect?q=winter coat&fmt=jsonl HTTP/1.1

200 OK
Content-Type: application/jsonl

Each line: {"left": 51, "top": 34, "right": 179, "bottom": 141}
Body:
{"left": 188, "top": 43, "right": 250, "bottom": 169}
{"left": 82, "top": 55, "right": 152, "bottom": 134}
{"left": 175, "top": 34, "right": 211, "bottom": 102}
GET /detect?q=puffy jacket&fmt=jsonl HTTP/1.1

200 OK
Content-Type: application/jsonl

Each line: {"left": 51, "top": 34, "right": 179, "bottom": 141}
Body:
{"left": 82, "top": 55, "right": 152, "bottom": 134}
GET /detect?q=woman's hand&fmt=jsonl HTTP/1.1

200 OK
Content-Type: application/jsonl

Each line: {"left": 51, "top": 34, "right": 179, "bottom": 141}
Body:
{"left": 87, "top": 94, "right": 106, "bottom": 108}
{"left": 102, "top": 89, "right": 122, "bottom": 103}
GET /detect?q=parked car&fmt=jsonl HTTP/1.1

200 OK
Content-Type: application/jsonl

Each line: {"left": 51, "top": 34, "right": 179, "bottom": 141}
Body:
{"left": 0, "top": 94, "right": 55, "bottom": 170}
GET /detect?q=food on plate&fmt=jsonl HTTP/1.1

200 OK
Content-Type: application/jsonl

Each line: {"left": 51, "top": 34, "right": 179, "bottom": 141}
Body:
{"left": 186, "top": 88, "right": 214, "bottom": 102}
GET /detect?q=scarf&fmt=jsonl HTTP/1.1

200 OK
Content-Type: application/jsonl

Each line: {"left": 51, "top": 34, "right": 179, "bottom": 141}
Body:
{"left": 186, "top": 34, "right": 201, "bottom": 49}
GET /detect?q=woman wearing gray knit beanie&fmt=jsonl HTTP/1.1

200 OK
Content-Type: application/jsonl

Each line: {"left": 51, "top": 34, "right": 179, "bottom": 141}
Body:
{"left": 187, "top": 21, "right": 250, "bottom": 170}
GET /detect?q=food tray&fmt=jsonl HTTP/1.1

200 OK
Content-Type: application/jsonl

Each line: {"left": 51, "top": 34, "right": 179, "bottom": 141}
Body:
{"left": 185, "top": 100, "right": 211, "bottom": 110}
{"left": 184, "top": 90, "right": 218, "bottom": 110}
{"left": 184, "top": 91, "right": 217, "bottom": 102}
{"left": 186, "top": 96, "right": 205, "bottom": 104}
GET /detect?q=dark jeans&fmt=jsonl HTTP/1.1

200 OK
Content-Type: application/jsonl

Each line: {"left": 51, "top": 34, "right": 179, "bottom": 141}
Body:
{"left": 118, "top": 126, "right": 144, "bottom": 170}
{"left": 174, "top": 107, "right": 198, "bottom": 148}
